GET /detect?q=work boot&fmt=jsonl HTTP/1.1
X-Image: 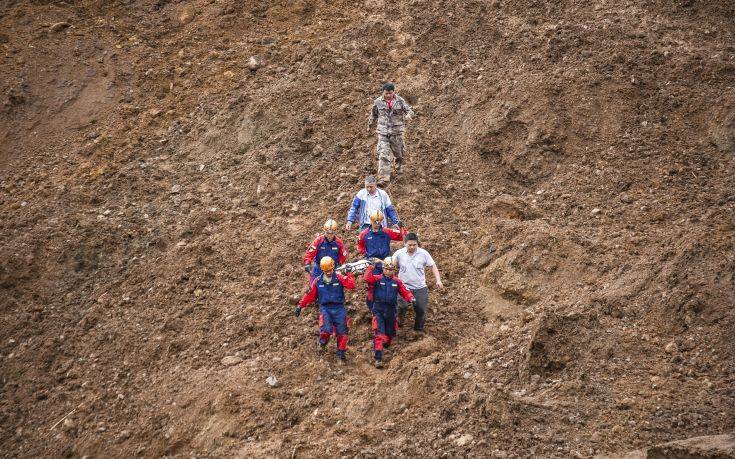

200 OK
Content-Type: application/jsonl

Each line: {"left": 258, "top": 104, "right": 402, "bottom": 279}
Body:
{"left": 337, "top": 350, "right": 346, "bottom": 361}
{"left": 317, "top": 340, "right": 327, "bottom": 353}
{"left": 374, "top": 359, "right": 384, "bottom": 369}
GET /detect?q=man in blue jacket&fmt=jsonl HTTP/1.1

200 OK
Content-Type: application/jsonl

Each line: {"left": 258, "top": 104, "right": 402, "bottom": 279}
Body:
{"left": 345, "top": 175, "right": 400, "bottom": 231}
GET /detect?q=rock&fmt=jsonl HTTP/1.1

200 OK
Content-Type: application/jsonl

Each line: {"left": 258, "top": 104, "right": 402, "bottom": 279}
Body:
{"left": 178, "top": 7, "right": 195, "bottom": 24}
{"left": 266, "top": 375, "right": 279, "bottom": 387}
{"left": 288, "top": 295, "right": 300, "bottom": 305}
{"left": 591, "top": 208, "right": 602, "bottom": 215}
{"left": 170, "top": 184, "right": 181, "bottom": 194}
{"left": 613, "top": 434, "right": 735, "bottom": 458}
{"left": 221, "top": 356, "right": 243, "bottom": 366}
{"left": 248, "top": 56, "right": 263, "bottom": 71}
{"left": 223, "top": 70, "right": 235, "bottom": 79}
{"left": 611, "top": 425, "right": 624, "bottom": 434}
{"left": 488, "top": 194, "right": 533, "bottom": 220}
{"left": 50, "top": 22, "right": 71, "bottom": 32}
{"left": 619, "top": 193, "right": 634, "bottom": 204}
{"left": 664, "top": 341, "right": 678, "bottom": 354}
{"left": 118, "top": 430, "right": 131, "bottom": 441}
{"left": 708, "top": 115, "right": 735, "bottom": 153}
{"left": 616, "top": 397, "right": 634, "bottom": 410}
{"left": 294, "top": 388, "right": 305, "bottom": 396}
{"left": 472, "top": 240, "right": 496, "bottom": 269}
{"left": 454, "top": 434, "right": 474, "bottom": 447}
{"left": 62, "top": 418, "right": 75, "bottom": 431}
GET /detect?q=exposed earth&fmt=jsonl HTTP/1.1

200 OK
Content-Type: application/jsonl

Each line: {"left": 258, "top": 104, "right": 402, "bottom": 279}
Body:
{"left": 1, "top": 0, "right": 734, "bottom": 457}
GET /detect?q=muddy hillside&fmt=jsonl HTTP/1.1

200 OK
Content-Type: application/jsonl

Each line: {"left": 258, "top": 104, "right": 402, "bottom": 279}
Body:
{"left": 1, "top": 0, "right": 734, "bottom": 457}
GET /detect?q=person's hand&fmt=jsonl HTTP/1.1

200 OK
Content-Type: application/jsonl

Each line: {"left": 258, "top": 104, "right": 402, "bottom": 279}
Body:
{"left": 435, "top": 280, "right": 444, "bottom": 290}
{"left": 304, "top": 264, "right": 312, "bottom": 273}
{"left": 294, "top": 306, "right": 302, "bottom": 317}
{"left": 345, "top": 221, "right": 352, "bottom": 231}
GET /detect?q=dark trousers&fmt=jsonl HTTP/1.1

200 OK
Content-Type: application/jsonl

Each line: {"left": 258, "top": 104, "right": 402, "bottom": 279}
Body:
{"left": 398, "top": 286, "right": 429, "bottom": 331}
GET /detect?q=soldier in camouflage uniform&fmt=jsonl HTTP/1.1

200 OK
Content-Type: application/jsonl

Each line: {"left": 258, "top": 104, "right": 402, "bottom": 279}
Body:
{"left": 367, "top": 83, "right": 415, "bottom": 184}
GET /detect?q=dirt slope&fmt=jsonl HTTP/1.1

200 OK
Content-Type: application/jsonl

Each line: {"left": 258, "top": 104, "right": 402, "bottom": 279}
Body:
{"left": 1, "top": 0, "right": 734, "bottom": 457}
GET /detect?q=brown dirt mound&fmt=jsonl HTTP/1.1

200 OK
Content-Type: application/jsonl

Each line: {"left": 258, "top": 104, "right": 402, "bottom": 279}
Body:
{"left": 1, "top": 0, "right": 734, "bottom": 457}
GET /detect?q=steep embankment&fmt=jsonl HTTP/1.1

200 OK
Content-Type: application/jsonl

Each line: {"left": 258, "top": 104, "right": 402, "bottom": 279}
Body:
{"left": 1, "top": 0, "right": 734, "bottom": 457}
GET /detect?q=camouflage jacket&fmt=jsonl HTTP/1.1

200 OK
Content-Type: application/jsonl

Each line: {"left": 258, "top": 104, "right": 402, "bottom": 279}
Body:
{"left": 368, "top": 94, "right": 414, "bottom": 135}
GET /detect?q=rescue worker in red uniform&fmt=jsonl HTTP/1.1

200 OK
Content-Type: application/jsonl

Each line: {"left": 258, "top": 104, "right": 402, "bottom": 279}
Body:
{"left": 363, "top": 257, "right": 414, "bottom": 368}
{"left": 295, "top": 257, "right": 356, "bottom": 361}
{"left": 358, "top": 209, "right": 406, "bottom": 311}
{"left": 358, "top": 209, "right": 406, "bottom": 262}
{"left": 303, "top": 219, "right": 347, "bottom": 282}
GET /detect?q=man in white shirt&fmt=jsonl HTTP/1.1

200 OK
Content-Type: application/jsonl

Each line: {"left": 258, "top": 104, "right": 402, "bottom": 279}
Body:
{"left": 393, "top": 232, "right": 443, "bottom": 333}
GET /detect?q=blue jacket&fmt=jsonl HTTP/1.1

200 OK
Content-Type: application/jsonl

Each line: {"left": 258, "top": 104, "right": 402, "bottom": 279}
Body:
{"left": 316, "top": 275, "right": 346, "bottom": 307}
{"left": 346, "top": 188, "right": 399, "bottom": 228}
{"left": 373, "top": 275, "right": 401, "bottom": 305}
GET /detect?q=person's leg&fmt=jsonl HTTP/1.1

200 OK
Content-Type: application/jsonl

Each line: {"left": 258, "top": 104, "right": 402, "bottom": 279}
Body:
{"left": 397, "top": 296, "right": 409, "bottom": 327}
{"left": 412, "top": 287, "right": 429, "bottom": 331}
{"left": 373, "top": 307, "right": 387, "bottom": 361}
{"left": 318, "top": 307, "right": 332, "bottom": 346}
{"left": 390, "top": 134, "right": 405, "bottom": 174}
{"left": 384, "top": 306, "right": 397, "bottom": 347}
{"left": 333, "top": 307, "right": 349, "bottom": 359}
{"left": 376, "top": 134, "right": 392, "bottom": 182}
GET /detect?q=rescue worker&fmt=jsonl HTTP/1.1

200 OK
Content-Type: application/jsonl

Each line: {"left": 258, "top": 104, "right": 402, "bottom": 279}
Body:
{"left": 357, "top": 209, "right": 406, "bottom": 262}
{"left": 367, "top": 83, "right": 415, "bottom": 184}
{"left": 345, "top": 175, "right": 400, "bottom": 231}
{"left": 295, "top": 256, "right": 356, "bottom": 361}
{"left": 358, "top": 208, "right": 406, "bottom": 311}
{"left": 363, "top": 257, "right": 415, "bottom": 368}
{"left": 303, "top": 219, "right": 347, "bottom": 282}
{"left": 394, "top": 232, "right": 444, "bottom": 334}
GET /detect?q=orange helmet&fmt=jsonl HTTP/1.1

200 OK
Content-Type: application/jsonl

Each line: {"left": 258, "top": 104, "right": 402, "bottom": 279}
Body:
{"left": 323, "top": 219, "right": 338, "bottom": 232}
{"left": 319, "top": 256, "right": 335, "bottom": 273}
{"left": 382, "top": 256, "right": 396, "bottom": 271}
{"left": 369, "top": 209, "right": 384, "bottom": 223}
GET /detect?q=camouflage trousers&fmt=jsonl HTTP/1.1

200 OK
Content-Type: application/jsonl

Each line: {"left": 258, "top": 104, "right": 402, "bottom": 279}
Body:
{"left": 376, "top": 133, "right": 405, "bottom": 182}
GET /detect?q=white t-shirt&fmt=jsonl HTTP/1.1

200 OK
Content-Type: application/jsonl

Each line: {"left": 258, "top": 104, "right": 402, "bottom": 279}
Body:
{"left": 393, "top": 247, "right": 435, "bottom": 290}
{"left": 365, "top": 191, "right": 383, "bottom": 219}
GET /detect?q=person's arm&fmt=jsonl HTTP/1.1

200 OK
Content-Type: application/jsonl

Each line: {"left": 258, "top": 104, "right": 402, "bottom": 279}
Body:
{"left": 363, "top": 265, "right": 379, "bottom": 284}
{"left": 337, "top": 272, "right": 356, "bottom": 290}
{"left": 402, "top": 98, "right": 415, "bottom": 120}
{"left": 385, "top": 227, "right": 405, "bottom": 241}
{"left": 396, "top": 278, "right": 415, "bottom": 303}
{"left": 430, "top": 264, "right": 444, "bottom": 289}
{"left": 299, "top": 280, "right": 319, "bottom": 308}
{"left": 346, "top": 194, "right": 361, "bottom": 230}
{"left": 303, "top": 236, "right": 322, "bottom": 265}
{"left": 368, "top": 102, "right": 378, "bottom": 131}
{"left": 357, "top": 229, "right": 368, "bottom": 255}
{"left": 336, "top": 238, "right": 348, "bottom": 264}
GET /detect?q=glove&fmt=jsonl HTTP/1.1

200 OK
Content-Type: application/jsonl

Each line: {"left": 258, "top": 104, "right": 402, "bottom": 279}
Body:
{"left": 343, "top": 265, "right": 353, "bottom": 273}
{"left": 304, "top": 264, "right": 312, "bottom": 273}
{"left": 294, "top": 306, "right": 302, "bottom": 317}
{"left": 397, "top": 220, "right": 404, "bottom": 229}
